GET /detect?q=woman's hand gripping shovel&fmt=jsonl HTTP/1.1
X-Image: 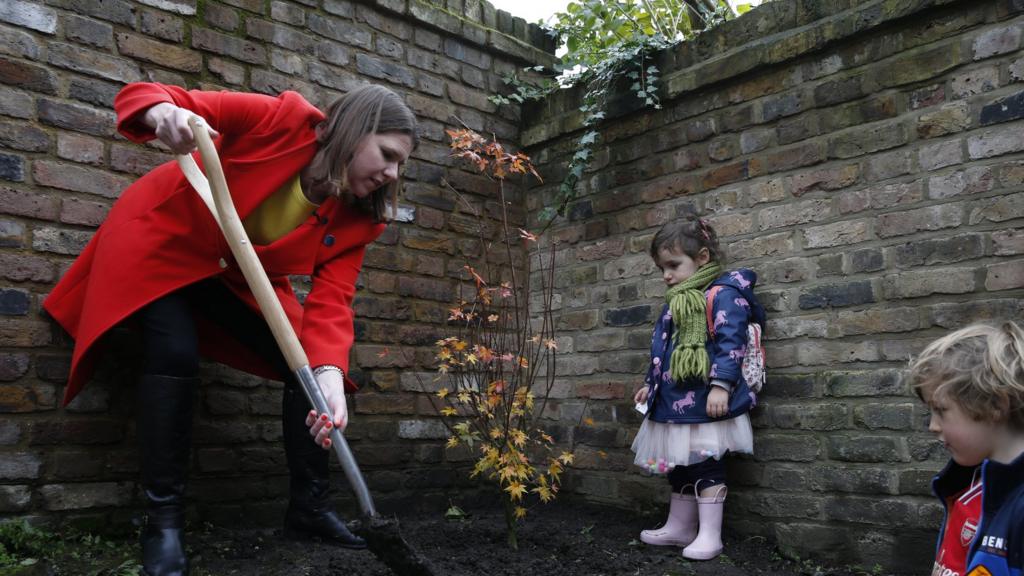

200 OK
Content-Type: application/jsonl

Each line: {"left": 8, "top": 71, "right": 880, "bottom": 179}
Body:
{"left": 176, "top": 117, "right": 436, "bottom": 576}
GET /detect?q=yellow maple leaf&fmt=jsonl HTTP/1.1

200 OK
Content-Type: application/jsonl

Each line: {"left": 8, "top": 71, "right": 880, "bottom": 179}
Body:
{"left": 446, "top": 437, "right": 459, "bottom": 449}
{"left": 514, "top": 506, "right": 527, "bottom": 519}
{"left": 533, "top": 484, "right": 553, "bottom": 502}
{"left": 436, "top": 388, "right": 449, "bottom": 399}
{"left": 505, "top": 481, "right": 527, "bottom": 501}
{"left": 583, "top": 417, "right": 595, "bottom": 426}
{"left": 558, "top": 451, "right": 575, "bottom": 465}
{"left": 441, "top": 407, "right": 458, "bottom": 417}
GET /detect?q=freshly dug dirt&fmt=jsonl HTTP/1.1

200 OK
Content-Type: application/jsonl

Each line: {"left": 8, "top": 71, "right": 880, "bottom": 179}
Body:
{"left": 148, "top": 499, "right": 875, "bottom": 576}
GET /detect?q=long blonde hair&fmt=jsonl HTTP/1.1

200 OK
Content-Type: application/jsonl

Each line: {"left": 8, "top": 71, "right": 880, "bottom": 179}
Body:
{"left": 910, "top": 321, "right": 1024, "bottom": 429}
{"left": 305, "top": 85, "right": 418, "bottom": 222}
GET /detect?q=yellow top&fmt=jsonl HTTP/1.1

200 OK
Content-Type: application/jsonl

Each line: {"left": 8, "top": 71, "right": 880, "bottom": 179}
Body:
{"left": 243, "top": 174, "right": 318, "bottom": 245}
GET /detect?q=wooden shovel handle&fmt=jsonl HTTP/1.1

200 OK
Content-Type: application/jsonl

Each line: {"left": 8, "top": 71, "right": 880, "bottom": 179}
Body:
{"left": 187, "top": 116, "right": 308, "bottom": 373}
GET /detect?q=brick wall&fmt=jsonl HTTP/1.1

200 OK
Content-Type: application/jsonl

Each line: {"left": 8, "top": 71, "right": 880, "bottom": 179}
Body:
{"left": 521, "top": 0, "right": 1024, "bottom": 570}
{"left": 0, "top": 0, "right": 556, "bottom": 527}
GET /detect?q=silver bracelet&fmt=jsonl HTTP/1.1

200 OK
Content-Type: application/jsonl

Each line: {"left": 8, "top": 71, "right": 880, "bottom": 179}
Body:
{"left": 313, "top": 364, "right": 343, "bottom": 378}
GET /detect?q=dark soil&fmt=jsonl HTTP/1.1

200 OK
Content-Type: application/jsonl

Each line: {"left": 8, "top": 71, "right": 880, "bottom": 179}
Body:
{"left": 36, "top": 499, "right": 879, "bottom": 576}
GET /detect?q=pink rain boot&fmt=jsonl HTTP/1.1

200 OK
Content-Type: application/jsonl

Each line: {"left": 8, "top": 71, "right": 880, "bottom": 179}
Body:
{"left": 682, "top": 484, "right": 726, "bottom": 560}
{"left": 640, "top": 487, "right": 698, "bottom": 547}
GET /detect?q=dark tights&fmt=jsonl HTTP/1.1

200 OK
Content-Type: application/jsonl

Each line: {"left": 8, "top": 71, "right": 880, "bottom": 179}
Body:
{"left": 667, "top": 455, "right": 727, "bottom": 493}
{"left": 138, "top": 279, "right": 291, "bottom": 381}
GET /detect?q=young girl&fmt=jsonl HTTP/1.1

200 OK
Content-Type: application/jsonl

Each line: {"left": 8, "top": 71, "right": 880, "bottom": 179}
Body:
{"left": 631, "top": 217, "right": 765, "bottom": 561}
{"left": 910, "top": 321, "right": 1024, "bottom": 576}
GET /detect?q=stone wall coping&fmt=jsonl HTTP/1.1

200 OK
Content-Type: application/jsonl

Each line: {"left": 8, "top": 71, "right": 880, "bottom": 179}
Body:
{"left": 522, "top": 0, "right": 966, "bottom": 144}
{"left": 369, "top": 0, "right": 560, "bottom": 66}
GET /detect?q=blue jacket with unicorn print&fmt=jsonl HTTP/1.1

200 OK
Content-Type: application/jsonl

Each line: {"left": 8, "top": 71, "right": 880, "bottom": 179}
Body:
{"left": 645, "top": 269, "right": 767, "bottom": 424}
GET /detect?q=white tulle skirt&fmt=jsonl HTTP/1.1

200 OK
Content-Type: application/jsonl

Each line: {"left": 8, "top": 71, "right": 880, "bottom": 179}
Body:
{"left": 631, "top": 415, "right": 754, "bottom": 471}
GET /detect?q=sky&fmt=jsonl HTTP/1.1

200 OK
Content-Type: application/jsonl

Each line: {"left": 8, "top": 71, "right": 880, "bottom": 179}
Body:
{"left": 487, "top": 0, "right": 572, "bottom": 26}
{"left": 486, "top": 0, "right": 762, "bottom": 27}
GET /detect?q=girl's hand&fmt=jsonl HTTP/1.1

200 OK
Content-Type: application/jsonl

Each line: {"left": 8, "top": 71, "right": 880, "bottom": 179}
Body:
{"left": 707, "top": 386, "right": 729, "bottom": 418}
{"left": 143, "top": 102, "right": 219, "bottom": 154}
{"left": 304, "top": 370, "right": 349, "bottom": 450}
{"left": 633, "top": 386, "right": 649, "bottom": 405}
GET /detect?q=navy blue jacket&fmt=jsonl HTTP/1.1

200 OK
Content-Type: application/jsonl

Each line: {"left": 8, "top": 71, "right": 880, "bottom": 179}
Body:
{"left": 645, "top": 269, "right": 766, "bottom": 424}
{"left": 932, "top": 451, "right": 1024, "bottom": 576}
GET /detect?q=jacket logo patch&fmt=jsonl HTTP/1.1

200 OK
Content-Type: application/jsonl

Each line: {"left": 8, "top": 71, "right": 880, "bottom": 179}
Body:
{"left": 966, "top": 566, "right": 991, "bottom": 576}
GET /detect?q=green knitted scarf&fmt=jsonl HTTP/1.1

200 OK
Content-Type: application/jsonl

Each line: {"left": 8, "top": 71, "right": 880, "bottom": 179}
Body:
{"left": 664, "top": 262, "right": 723, "bottom": 382}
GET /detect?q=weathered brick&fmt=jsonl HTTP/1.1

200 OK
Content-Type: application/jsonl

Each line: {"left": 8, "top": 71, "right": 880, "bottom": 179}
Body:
{"left": 38, "top": 99, "right": 115, "bottom": 137}
{"left": 307, "top": 13, "right": 372, "bottom": 50}
{"left": 755, "top": 434, "right": 821, "bottom": 462}
{"left": 968, "top": 125, "right": 1024, "bottom": 159}
{"left": 39, "top": 482, "right": 132, "bottom": 510}
{"left": 116, "top": 32, "right": 200, "bottom": 72}
{"left": 973, "top": 24, "right": 1022, "bottom": 60}
{"left": 854, "top": 403, "right": 917, "bottom": 430}
{"left": 825, "top": 369, "right": 905, "bottom": 399}
{"left": 759, "top": 199, "right": 830, "bottom": 230}
{"left": 928, "top": 165, "right": 994, "bottom": 199}
{"left": 0, "top": 453, "right": 42, "bottom": 480}
{"left": 65, "top": 14, "right": 113, "bottom": 49}
{"left": 0, "top": 353, "right": 30, "bottom": 381}
{"left": 0, "top": 288, "right": 30, "bottom": 316}
{"left": 823, "top": 495, "right": 916, "bottom": 524}
{"left": 0, "top": 153, "right": 25, "bottom": 182}
{"left": 802, "top": 219, "right": 869, "bottom": 248}
{"left": 0, "top": 485, "right": 30, "bottom": 512}
{"left": 929, "top": 298, "right": 1024, "bottom": 330}
{"left": 32, "top": 227, "right": 93, "bottom": 255}
{"left": 770, "top": 402, "right": 848, "bottom": 430}
{"left": 68, "top": 77, "right": 119, "bottom": 108}
{"left": 891, "top": 233, "right": 985, "bottom": 269}
{"left": 993, "top": 228, "right": 1024, "bottom": 255}
{"left": 882, "top": 267, "right": 976, "bottom": 299}
{"left": 192, "top": 27, "right": 266, "bottom": 64}
{"left": 0, "top": 86, "right": 34, "bottom": 120}
{"left": 0, "top": 253, "right": 55, "bottom": 282}
{"left": 603, "top": 305, "right": 651, "bottom": 327}
{"left": 877, "top": 204, "right": 962, "bottom": 238}
{"left": 828, "top": 435, "right": 906, "bottom": 463}
{"left": 56, "top": 133, "right": 103, "bottom": 166}
{"left": 918, "top": 139, "right": 963, "bottom": 171}
{"left": 141, "top": 9, "right": 184, "bottom": 41}
{"left": 790, "top": 164, "right": 858, "bottom": 196}
{"left": 0, "top": 120, "right": 49, "bottom": 153}
{"left": 0, "top": 56, "right": 58, "bottom": 94}
{"left": 969, "top": 191, "right": 1024, "bottom": 224}
{"left": 0, "top": 0, "right": 58, "bottom": 33}
{"left": 866, "top": 149, "right": 913, "bottom": 182}
{"left": 33, "top": 160, "right": 131, "bottom": 198}
{"left": 828, "top": 121, "right": 907, "bottom": 159}
{"left": 749, "top": 141, "right": 824, "bottom": 176}
{"left": 47, "top": 42, "right": 142, "bottom": 83}
{"left": 835, "top": 307, "right": 920, "bottom": 337}
{"left": 985, "top": 259, "right": 1024, "bottom": 291}
{"left": 397, "top": 419, "right": 446, "bottom": 440}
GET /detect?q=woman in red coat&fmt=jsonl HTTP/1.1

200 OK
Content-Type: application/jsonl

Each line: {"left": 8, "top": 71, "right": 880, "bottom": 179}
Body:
{"left": 42, "top": 82, "right": 417, "bottom": 576}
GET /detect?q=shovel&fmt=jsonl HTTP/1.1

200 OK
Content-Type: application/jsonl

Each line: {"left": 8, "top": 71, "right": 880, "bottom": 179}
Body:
{"left": 176, "top": 116, "right": 436, "bottom": 576}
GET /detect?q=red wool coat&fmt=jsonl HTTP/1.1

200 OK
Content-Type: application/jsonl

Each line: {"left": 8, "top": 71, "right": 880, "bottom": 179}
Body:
{"left": 43, "top": 83, "right": 385, "bottom": 405}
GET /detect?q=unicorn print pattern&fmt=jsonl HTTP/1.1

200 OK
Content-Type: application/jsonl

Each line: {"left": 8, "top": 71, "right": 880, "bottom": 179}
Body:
{"left": 672, "top": 391, "right": 696, "bottom": 414}
{"left": 729, "top": 271, "right": 750, "bottom": 288}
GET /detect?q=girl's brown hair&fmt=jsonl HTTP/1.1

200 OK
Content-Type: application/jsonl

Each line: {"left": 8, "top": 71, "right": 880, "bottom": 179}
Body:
{"left": 305, "top": 84, "right": 419, "bottom": 222}
{"left": 910, "top": 321, "right": 1024, "bottom": 429}
{"left": 649, "top": 216, "right": 726, "bottom": 265}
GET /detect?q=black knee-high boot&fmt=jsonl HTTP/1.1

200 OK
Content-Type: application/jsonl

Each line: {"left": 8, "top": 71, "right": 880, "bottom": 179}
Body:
{"left": 138, "top": 374, "right": 197, "bottom": 576}
{"left": 281, "top": 385, "right": 366, "bottom": 549}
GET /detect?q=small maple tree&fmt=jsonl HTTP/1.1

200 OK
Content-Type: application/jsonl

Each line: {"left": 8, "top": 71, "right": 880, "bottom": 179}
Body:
{"left": 431, "top": 128, "right": 572, "bottom": 549}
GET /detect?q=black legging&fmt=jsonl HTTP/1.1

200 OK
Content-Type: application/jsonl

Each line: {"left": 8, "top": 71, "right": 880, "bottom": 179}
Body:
{"left": 138, "top": 278, "right": 291, "bottom": 381}
{"left": 667, "top": 454, "right": 727, "bottom": 493}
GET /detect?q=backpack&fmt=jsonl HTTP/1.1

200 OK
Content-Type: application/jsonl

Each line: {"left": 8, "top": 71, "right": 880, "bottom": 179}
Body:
{"left": 705, "top": 285, "right": 766, "bottom": 393}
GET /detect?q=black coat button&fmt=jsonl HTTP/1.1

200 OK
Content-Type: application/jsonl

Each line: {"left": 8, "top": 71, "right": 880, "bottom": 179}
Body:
{"left": 324, "top": 234, "right": 335, "bottom": 246}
